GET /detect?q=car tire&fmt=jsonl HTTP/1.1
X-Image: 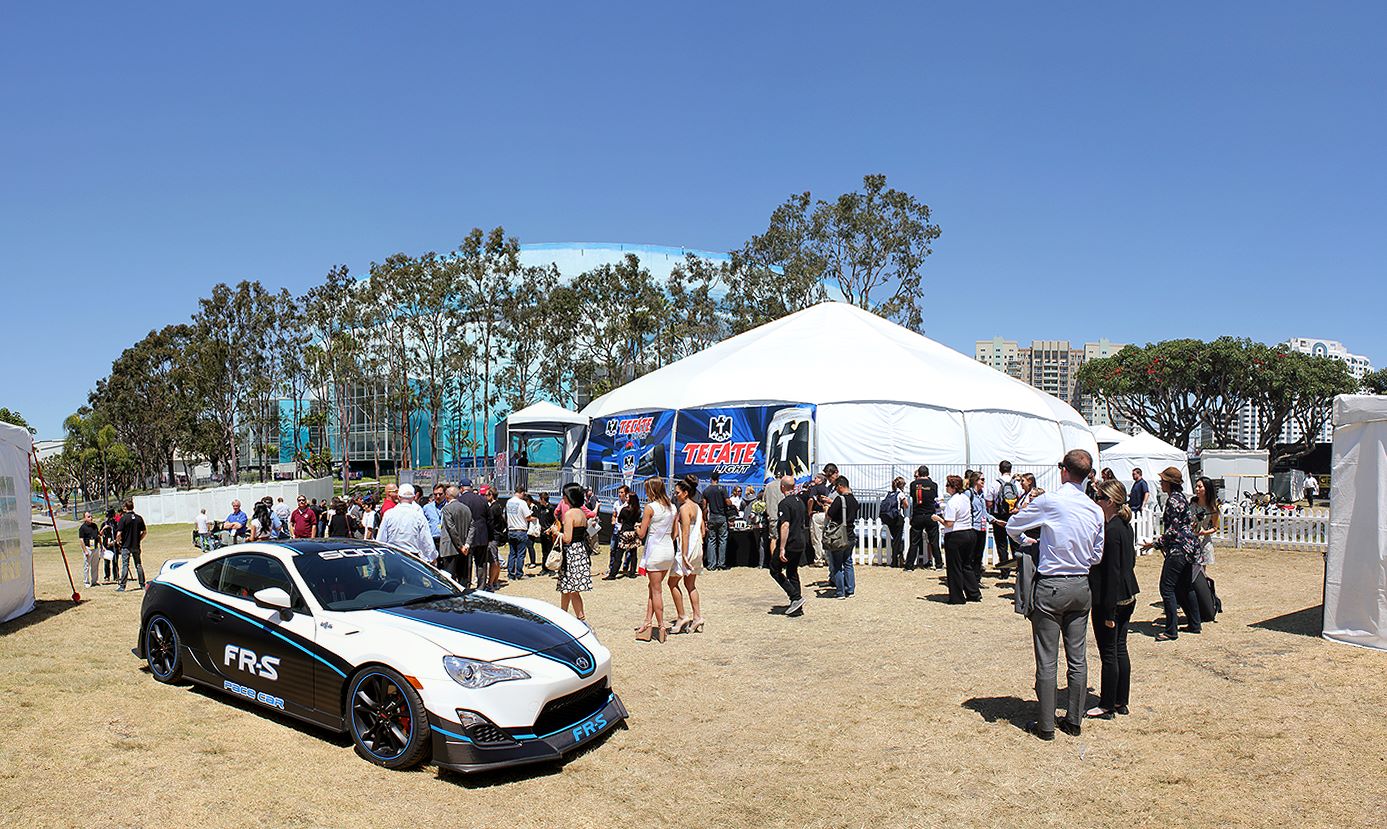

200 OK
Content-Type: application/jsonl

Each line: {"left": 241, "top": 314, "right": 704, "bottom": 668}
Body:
{"left": 144, "top": 614, "right": 183, "bottom": 683}
{"left": 346, "top": 666, "right": 431, "bottom": 770}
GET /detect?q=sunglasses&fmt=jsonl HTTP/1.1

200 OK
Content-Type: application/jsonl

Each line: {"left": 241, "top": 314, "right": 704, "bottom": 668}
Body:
{"left": 1094, "top": 494, "right": 1110, "bottom": 502}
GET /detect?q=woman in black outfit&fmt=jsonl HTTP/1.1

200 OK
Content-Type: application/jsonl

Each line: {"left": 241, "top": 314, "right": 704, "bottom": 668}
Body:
{"left": 606, "top": 489, "right": 642, "bottom": 579}
{"left": 326, "top": 498, "right": 358, "bottom": 539}
{"left": 1088, "top": 479, "right": 1140, "bottom": 719}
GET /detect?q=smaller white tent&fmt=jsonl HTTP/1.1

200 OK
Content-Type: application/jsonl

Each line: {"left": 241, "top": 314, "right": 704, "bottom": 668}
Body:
{"left": 501, "top": 402, "right": 588, "bottom": 468}
{"left": 1099, "top": 430, "right": 1190, "bottom": 493}
{"left": 1091, "top": 424, "right": 1130, "bottom": 451}
{"left": 1323, "top": 395, "right": 1387, "bottom": 651}
{"left": 0, "top": 421, "right": 35, "bottom": 624}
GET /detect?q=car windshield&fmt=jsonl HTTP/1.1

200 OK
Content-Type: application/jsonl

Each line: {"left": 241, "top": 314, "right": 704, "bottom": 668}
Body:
{"left": 291, "top": 546, "right": 462, "bottom": 611}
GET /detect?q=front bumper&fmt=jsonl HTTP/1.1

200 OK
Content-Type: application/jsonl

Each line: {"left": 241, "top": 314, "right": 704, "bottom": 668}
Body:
{"left": 429, "top": 691, "right": 628, "bottom": 773}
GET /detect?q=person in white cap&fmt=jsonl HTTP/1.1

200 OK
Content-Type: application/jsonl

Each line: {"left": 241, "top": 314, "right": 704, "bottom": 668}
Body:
{"left": 375, "top": 483, "right": 436, "bottom": 562}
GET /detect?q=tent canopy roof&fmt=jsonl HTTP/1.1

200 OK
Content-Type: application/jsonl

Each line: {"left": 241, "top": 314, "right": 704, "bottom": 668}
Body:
{"left": 506, "top": 401, "right": 587, "bottom": 429}
{"left": 1101, "top": 430, "right": 1186, "bottom": 462}
{"left": 1090, "top": 424, "right": 1130, "bottom": 447}
{"left": 580, "top": 302, "right": 1088, "bottom": 425}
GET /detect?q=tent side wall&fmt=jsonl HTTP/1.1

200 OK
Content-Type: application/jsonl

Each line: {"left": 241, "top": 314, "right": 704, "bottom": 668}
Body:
{"left": 0, "top": 423, "right": 35, "bottom": 624}
{"left": 1322, "top": 395, "right": 1387, "bottom": 650}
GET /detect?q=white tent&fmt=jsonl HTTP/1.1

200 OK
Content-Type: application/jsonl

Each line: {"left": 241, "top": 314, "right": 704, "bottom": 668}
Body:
{"left": 580, "top": 302, "right": 1095, "bottom": 489}
{"left": 500, "top": 401, "right": 588, "bottom": 468}
{"left": 1099, "top": 430, "right": 1191, "bottom": 494}
{"left": 1323, "top": 395, "right": 1387, "bottom": 651}
{"left": 0, "top": 421, "right": 35, "bottom": 624}
{"left": 1091, "top": 424, "right": 1130, "bottom": 451}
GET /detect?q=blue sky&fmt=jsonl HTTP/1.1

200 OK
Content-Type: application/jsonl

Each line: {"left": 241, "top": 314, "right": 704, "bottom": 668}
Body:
{"left": 3, "top": 3, "right": 1383, "bottom": 437}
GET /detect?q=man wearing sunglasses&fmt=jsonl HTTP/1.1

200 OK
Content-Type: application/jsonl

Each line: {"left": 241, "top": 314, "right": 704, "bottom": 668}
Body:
{"left": 290, "top": 495, "right": 317, "bottom": 539}
{"left": 1006, "top": 449, "right": 1104, "bottom": 741}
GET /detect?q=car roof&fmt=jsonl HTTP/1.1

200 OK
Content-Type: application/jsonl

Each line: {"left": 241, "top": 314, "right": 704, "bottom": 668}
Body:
{"left": 262, "top": 539, "right": 396, "bottom": 556}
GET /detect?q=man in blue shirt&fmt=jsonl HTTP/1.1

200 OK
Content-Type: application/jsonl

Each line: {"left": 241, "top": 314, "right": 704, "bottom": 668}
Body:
{"left": 224, "top": 500, "right": 249, "bottom": 543}
{"left": 422, "top": 483, "right": 446, "bottom": 557}
{"left": 1128, "top": 468, "right": 1151, "bottom": 512}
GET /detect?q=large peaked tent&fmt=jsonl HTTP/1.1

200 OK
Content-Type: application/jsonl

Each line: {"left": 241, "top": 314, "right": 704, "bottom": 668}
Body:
{"left": 1099, "top": 430, "right": 1191, "bottom": 493}
{"left": 1323, "top": 395, "right": 1387, "bottom": 651}
{"left": 0, "top": 421, "right": 34, "bottom": 624}
{"left": 580, "top": 302, "right": 1095, "bottom": 489}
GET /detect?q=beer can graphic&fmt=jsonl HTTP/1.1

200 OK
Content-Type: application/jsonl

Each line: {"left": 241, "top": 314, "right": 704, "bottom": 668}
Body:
{"left": 764, "top": 407, "right": 813, "bottom": 482}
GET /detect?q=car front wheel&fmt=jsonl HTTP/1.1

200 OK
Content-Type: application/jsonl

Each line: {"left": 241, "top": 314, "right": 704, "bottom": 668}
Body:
{"left": 346, "top": 666, "right": 431, "bottom": 769}
{"left": 144, "top": 615, "right": 183, "bottom": 683}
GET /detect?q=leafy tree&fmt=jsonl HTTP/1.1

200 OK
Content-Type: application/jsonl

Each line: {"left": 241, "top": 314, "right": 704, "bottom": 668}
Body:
{"left": 498, "top": 264, "right": 560, "bottom": 410}
{"left": 188, "top": 281, "right": 278, "bottom": 482}
{"left": 1077, "top": 340, "right": 1218, "bottom": 449}
{"left": 727, "top": 192, "right": 828, "bottom": 333}
{"left": 0, "top": 408, "right": 35, "bottom": 434}
{"left": 658, "top": 255, "right": 726, "bottom": 366}
{"left": 94, "top": 324, "right": 197, "bottom": 488}
{"left": 456, "top": 227, "right": 520, "bottom": 457}
{"left": 737, "top": 174, "right": 939, "bottom": 331}
{"left": 1363, "top": 367, "right": 1387, "bottom": 395}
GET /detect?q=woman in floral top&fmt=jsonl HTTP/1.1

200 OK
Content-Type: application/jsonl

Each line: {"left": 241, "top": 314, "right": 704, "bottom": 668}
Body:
{"left": 1141, "top": 466, "right": 1202, "bottom": 640}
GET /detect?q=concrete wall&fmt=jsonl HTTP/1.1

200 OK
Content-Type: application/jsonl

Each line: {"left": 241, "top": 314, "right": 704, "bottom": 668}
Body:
{"left": 134, "top": 478, "right": 334, "bottom": 525}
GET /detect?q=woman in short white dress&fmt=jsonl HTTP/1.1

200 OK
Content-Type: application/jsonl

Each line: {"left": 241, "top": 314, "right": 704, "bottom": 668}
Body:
{"left": 668, "top": 479, "right": 706, "bottom": 634}
{"left": 635, "top": 478, "right": 677, "bottom": 643}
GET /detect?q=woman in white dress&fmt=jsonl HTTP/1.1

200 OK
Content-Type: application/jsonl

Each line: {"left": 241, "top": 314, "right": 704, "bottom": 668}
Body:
{"left": 635, "top": 478, "right": 677, "bottom": 643}
{"left": 668, "top": 479, "right": 706, "bottom": 634}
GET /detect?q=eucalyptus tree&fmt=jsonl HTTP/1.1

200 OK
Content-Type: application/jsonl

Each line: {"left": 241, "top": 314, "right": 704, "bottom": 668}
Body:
{"left": 498, "top": 264, "right": 560, "bottom": 410}
{"left": 0, "top": 408, "right": 34, "bottom": 434}
{"left": 659, "top": 254, "right": 726, "bottom": 367}
{"left": 393, "top": 251, "right": 463, "bottom": 467}
{"left": 304, "top": 266, "right": 366, "bottom": 482}
{"left": 91, "top": 324, "right": 193, "bottom": 487}
{"left": 368, "top": 255, "right": 419, "bottom": 469}
{"left": 457, "top": 227, "right": 520, "bottom": 457}
{"left": 189, "top": 281, "right": 278, "bottom": 482}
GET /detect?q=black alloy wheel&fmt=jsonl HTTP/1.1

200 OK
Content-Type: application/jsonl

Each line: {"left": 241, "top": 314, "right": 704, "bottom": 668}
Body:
{"left": 145, "top": 615, "right": 183, "bottom": 683}
{"left": 347, "top": 667, "right": 431, "bottom": 769}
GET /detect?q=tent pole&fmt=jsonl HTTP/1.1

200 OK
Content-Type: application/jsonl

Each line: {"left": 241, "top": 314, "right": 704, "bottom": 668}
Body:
{"left": 32, "top": 446, "right": 81, "bottom": 603}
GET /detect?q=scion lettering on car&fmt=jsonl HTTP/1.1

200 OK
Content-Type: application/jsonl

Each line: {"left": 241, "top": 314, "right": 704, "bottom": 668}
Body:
{"left": 224, "top": 644, "right": 281, "bottom": 680}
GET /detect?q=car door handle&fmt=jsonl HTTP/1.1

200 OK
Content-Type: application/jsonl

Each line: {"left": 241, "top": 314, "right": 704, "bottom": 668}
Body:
{"left": 207, "top": 610, "right": 226, "bottom": 622}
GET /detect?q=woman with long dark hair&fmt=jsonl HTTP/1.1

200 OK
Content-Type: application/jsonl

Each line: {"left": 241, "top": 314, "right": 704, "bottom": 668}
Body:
{"left": 669, "top": 479, "right": 706, "bottom": 633}
{"left": 616, "top": 489, "right": 642, "bottom": 578}
{"left": 1191, "top": 476, "right": 1220, "bottom": 570}
{"left": 1088, "top": 479, "right": 1140, "bottom": 718}
{"left": 933, "top": 475, "right": 979, "bottom": 603}
{"left": 635, "top": 478, "right": 677, "bottom": 642}
{"left": 556, "top": 483, "right": 594, "bottom": 624}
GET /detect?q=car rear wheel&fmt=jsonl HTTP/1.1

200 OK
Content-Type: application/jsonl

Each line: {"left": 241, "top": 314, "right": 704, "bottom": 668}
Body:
{"left": 346, "top": 666, "right": 431, "bottom": 770}
{"left": 144, "top": 615, "right": 183, "bottom": 683}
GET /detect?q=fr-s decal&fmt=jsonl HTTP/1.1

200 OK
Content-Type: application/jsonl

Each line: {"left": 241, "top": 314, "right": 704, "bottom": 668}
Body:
{"left": 224, "top": 644, "right": 281, "bottom": 680}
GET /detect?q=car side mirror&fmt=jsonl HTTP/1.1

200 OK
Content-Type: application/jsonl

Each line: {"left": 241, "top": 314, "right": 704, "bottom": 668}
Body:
{"left": 253, "top": 587, "right": 293, "bottom": 619}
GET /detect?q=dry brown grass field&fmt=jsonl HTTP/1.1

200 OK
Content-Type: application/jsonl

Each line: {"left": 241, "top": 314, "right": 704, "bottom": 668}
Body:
{"left": 3, "top": 524, "right": 1383, "bottom": 829}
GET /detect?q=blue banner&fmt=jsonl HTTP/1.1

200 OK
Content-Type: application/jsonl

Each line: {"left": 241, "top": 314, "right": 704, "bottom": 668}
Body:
{"left": 586, "top": 411, "right": 676, "bottom": 493}
{"left": 673, "top": 405, "right": 816, "bottom": 486}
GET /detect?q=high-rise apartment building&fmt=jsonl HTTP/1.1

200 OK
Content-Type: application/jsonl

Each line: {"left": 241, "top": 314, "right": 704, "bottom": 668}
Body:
{"left": 975, "top": 337, "right": 1128, "bottom": 427}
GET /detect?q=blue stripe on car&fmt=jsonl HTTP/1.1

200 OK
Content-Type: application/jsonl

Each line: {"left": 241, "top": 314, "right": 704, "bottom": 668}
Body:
{"left": 164, "top": 583, "right": 349, "bottom": 678}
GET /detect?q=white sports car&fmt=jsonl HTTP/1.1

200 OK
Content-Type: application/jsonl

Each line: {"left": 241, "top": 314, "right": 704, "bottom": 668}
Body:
{"left": 135, "top": 539, "right": 627, "bottom": 772}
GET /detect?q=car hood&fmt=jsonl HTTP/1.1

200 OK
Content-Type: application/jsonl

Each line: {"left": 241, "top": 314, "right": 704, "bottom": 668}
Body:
{"left": 362, "top": 594, "right": 598, "bottom": 677}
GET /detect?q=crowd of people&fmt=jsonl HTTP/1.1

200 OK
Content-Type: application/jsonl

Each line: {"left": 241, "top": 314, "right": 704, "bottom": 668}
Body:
{"left": 83, "top": 449, "right": 1223, "bottom": 736}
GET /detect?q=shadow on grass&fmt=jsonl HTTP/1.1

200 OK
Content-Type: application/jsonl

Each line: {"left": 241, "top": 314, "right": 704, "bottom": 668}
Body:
{"left": 435, "top": 724, "right": 625, "bottom": 788}
{"left": 917, "top": 594, "right": 958, "bottom": 604}
{"left": 0, "top": 597, "right": 82, "bottom": 635}
{"left": 182, "top": 682, "right": 352, "bottom": 748}
{"left": 961, "top": 696, "right": 1031, "bottom": 731}
{"left": 1250, "top": 605, "right": 1322, "bottom": 638}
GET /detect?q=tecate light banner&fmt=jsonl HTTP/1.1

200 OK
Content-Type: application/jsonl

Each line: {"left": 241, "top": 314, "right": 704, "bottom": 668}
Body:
{"left": 587, "top": 411, "right": 676, "bottom": 492}
{"left": 673, "top": 405, "right": 816, "bottom": 487}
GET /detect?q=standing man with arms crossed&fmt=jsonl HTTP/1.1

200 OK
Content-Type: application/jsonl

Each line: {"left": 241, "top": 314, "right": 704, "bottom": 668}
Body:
{"left": 1129, "top": 468, "right": 1151, "bottom": 513}
{"left": 1006, "top": 449, "right": 1104, "bottom": 740}
{"left": 115, "top": 499, "right": 147, "bottom": 592}
{"left": 702, "top": 472, "right": 731, "bottom": 570}
{"left": 771, "top": 476, "right": 808, "bottom": 617}
{"left": 78, "top": 512, "right": 101, "bottom": 588}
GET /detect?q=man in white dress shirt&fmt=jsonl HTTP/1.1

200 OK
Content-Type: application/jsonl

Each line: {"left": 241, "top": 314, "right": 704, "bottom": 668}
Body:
{"left": 376, "top": 483, "right": 436, "bottom": 562}
{"left": 1007, "top": 449, "right": 1104, "bottom": 740}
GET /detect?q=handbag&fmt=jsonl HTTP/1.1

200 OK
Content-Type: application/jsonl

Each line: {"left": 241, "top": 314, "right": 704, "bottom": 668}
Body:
{"left": 527, "top": 521, "right": 541, "bottom": 539}
{"left": 545, "top": 541, "right": 564, "bottom": 571}
{"left": 823, "top": 495, "right": 851, "bottom": 552}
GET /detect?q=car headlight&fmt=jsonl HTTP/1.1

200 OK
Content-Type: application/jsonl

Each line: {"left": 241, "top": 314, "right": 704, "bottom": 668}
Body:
{"left": 443, "top": 656, "right": 530, "bottom": 689}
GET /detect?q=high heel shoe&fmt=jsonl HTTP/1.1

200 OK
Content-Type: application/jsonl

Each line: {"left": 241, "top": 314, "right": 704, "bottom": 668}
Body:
{"left": 690, "top": 618, "right": 706, "bottom": 633}
{"left": 669, "top": 617, "right": 692, "bottom": 634}
{"left": 635, "top": 625, "right": 652, "bottom": 642}
{"left": 656, "top": 625, "right": 668, "bottom": 643}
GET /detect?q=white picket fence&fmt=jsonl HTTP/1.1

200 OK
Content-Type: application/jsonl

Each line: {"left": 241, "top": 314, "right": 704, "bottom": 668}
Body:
{"left": 849, "top": 504, "right": 1328, "bottom": 565}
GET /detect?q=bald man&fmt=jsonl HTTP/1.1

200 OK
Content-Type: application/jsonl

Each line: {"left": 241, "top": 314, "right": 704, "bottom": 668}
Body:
{"left": 772, "top": 476, "right": 808, "bottom": 616}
